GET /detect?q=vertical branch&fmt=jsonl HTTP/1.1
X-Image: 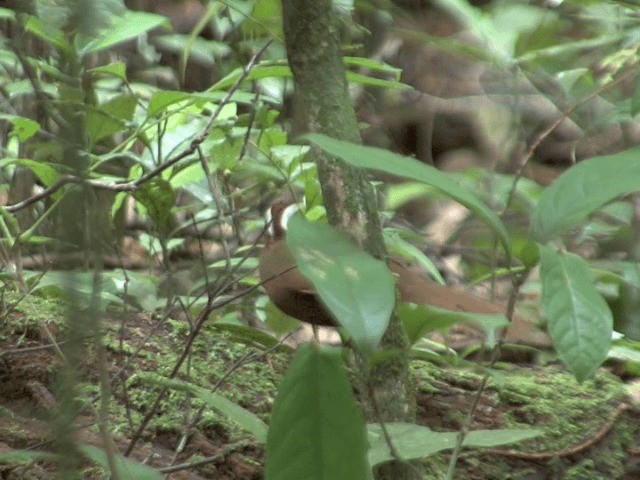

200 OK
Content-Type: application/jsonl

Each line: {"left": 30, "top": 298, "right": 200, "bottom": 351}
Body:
{"left": 281, "top": 2, "right": 415, "bottom": 478}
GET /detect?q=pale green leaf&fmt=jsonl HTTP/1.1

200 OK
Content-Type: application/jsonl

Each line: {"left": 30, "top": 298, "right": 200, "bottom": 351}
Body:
{"left": 539, "top": 246, "right": 613, "bottom": 381}
{"left": 530, "top": 148, "right": 640, "bottom": 243}
{"left": 287, "top": 214, "right": 395, "bottom": 352}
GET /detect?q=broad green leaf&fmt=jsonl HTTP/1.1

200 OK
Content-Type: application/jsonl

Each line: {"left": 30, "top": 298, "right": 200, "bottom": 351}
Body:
{"left": 368, "top": 423, "right": 456, "bottom": 466}
{"left": 80, "top": 11, "right": 170, "bottom": 56}
{"left": 245, "top": 0, "right": 283, "bottom": 38}
{"left": 302, "top": 133, "right": 511, "bottom": 257}
{"left": 539, "top": 246, "right": 613, "bottom": 381}
{"left": 266, "top": 344, "right": 372, "bottom": 480}
{"left": 88, "top": 61, "right": 127, "bottom": 80}
{"left": 24, "top": 16, "right": 72, "bottom": 53}
{"left": 398, "top": 303, "right": 508, "bottom": 346}
{"left": 0, "top": 114, "right": 40, "bottom": 142}
{"left": 71, "top": 0, "right": 127, "bottom": 42}
{"left": 368, "top": 423, "right": 541, "bottom": 466}
{"left": 211, "top": 64, "right": 292, "bottom": 91}
{"left": 148, "top": 91, "right": 191, "bottom": 117}
{"left": 0, "top": 158, "right": 60, "bottom": 187}
{"left": 287, "top": 214, "right": 395, "bottom": 352}
{"left": 530, "top": 148, "right": 640, "bottom": 243}
{"left": 463, "top": 429, "right": 542, "bottom": 447}
{"left": 148, "top": 90, "right": 262, "bottom": 117}
{"left": 80, "top": 445, "right": 161, "bottom": 480}
{"left": 86, "top": 95, "right": 136, "bottom": 144}
{"left": 143, "top": 377, "right": 267, "bottom": 443}
{"left": 608, "top": 345, "right": 640, "bottom": 364}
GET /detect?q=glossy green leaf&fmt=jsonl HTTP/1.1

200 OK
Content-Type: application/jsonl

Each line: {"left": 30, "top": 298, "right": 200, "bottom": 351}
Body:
{"left": 266, "top": 344, "right": 372, "bottom": 480}
{"left": 88, "top": 61, "right": 127, "bottom": 80}
{"left": 368, "top": 423, "right": 541, "bottom": 466}
{"left": 0, "top": 158, "right": 59, "bottom": 187}
{"left": 80, "top": 445, "right": 161, "bottom": 480}
{"left": 24, "top": 16, "right": 72, "bottom": 53}
{"left": 148, "top": 90, "right": 191, "bottom": 117}
{"left": 530, "top": 148, "right": 640, "bottom": 243}
{"left": 539, "top": 246, "right": 613, "bottom": 381}
{"left": 80, "top": 11, "right": 170, "bottom": 56}
{"left": 399, "top": 303, "right": 508, "bottom": 346}
{"left": 463, "top": 429, "right": 542, "bottom": 447}
{"left": 287, "top": 214, "right": 395, "bottom": 352}
{"left": 0, "top": 114, "right": 40, "bottom": 142}
{"left": 302, "top": 133, "right": 511, "bottom": 258}
{"left": 87, "top": 95, "right": 136, "bottom": 144}
{"left": 368, "top": 423, "right": 456, "bottom": 466}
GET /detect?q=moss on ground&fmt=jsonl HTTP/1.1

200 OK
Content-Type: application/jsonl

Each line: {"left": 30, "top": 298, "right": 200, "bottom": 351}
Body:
{"left": 410, "top": 360, "right": 636, "bottom": 479}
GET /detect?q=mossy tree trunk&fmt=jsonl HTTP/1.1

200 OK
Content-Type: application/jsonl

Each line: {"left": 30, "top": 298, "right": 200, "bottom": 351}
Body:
{"left": 281, "top": 1, "right": 415, "bottom": 478}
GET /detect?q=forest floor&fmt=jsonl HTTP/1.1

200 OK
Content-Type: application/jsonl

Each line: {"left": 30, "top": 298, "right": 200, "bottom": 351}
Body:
{"left": 1, "top": 289, "right": 639, "bottom": 479}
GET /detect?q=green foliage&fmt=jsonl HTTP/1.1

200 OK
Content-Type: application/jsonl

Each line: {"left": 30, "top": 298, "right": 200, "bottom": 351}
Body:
{"left": 303, "top": 133, "right": 512, "bottom": 258}
{"left": 540, "top": 247, "right": 613, "bottom": 381}
{"left": 80, "top": 445, "right": 161, "bottom": 480}
{"left": 530, "top": 148, "right": 640, "bottom": 243}
{"left": 266, "top": 344, "right": 373, "bottom": 480}
{"left": 287, "top": 213, "right": 396, "bottom": 352}
{"left": 368, "top": 423, "right": 541, "bottom": 466}
{"left": 2, "top": 0, "right": 640, "bottom": 478}
{"left": 140, "top": 376, "right": 268, "bottom": 443}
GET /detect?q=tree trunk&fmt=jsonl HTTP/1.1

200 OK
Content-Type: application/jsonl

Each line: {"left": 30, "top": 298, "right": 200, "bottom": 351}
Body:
{"left": 281, "top": 1, "right": 415, "bottom": 478}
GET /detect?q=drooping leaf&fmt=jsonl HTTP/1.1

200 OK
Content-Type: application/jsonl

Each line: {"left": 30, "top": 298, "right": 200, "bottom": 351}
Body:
{"left": 266, "top": 344, "right": 372, "bottom": 480}
{"left": 141, "top": 376, "right": 268, "bottom": 443}
{"left": 530, "top": 147, "right": 640, "bottom": 243}
{"left": 539, "top": 246, "right": 613, "bottom": 381}
{"left": 302, "top": 133, "right": 511, "bottom": 258}
{"left": 80, "top": 10, "right": 170, "bottom": 56}
{"left": 80, "top": 445, "right": 161, "bottom": 480}
{"left": 286, "top": 214, "right": 395, "bottom": 352}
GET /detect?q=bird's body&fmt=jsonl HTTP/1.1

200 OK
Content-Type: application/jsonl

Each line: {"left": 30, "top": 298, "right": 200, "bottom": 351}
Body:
{"left": 258, "top": 202, "right": 549, "bottom": 347}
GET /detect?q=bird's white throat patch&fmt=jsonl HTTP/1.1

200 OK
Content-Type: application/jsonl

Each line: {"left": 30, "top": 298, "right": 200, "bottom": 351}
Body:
{"left": 266, "top": 203, "right": 300, "bottom": 236}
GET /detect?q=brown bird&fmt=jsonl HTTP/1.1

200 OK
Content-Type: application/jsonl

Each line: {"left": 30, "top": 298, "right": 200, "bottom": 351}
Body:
{"left": 258, "top": 202, "right": 550, "bottom": 347}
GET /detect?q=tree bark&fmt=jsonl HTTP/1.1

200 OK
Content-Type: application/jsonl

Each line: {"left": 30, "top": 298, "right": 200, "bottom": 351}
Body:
{"left": 281, "top": 1, "right": 415, "bottom": 478}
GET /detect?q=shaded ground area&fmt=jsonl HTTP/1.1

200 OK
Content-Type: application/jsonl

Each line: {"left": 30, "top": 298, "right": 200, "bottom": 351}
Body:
{"left": 0, "top": 290, "right": 639, "bottom": 479}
